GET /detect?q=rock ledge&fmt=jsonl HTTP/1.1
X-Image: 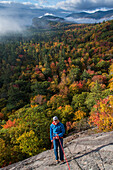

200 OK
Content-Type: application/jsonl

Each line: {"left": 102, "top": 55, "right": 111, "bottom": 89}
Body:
{"left": 1, "top": 130, "right": 113, "bottom": 170}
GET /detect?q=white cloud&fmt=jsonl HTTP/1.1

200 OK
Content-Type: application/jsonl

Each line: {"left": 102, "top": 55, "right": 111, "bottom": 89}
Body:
{"left": 22, "top": 2, "right": 33, "bottom": 5}
{"left": 0, "top": 16, "right": 24, "bottom": 35}
{"left": 0, "top": 1, "right": 12, "bottom": 4}
{"left": 65, "top": 15, "right": 113, "bottom": 23}
{"left": 56, "top": 0, "right": 113, "bottom": 11}
{"left": 33, "top": 0, "right": 48, "bottom": 6}
{"left": 44, "top": 13, "right": 54, "bottom": 16}
{"left": 32, "top": 3, "right": 45, "bottom": 9}
{"left": 38, "top": 12, "right": 55, "bottom": 18}
{"left": 84, "top": 7, "right": 113, "bottom": 13}
{"left": 39, "top": 0, "right": 48, "bottom": 5}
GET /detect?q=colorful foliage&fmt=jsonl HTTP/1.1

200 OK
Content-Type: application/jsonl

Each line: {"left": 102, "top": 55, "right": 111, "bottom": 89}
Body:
{"left": 2, "top": 119, "right": 16, "bottom": 129}
{"left": 47, "top": 94, "right": 69, "bottom": 109}
{"left": 16, "top": 130, "right": 42, "bottom": 156}
{"left": 0, "top": 138, "right": 7, "bottom": 167}
{"left": 0, "top": 113, "right": 4, "bottom": 119}
{"left": 0, "top": 19, "right": 113, "bottom": 167}
{"left": 61, "top": 105, "right": 74, "bottom": 124}
{"left": 30, "top": 95, "right": 46, "bottom": 106}
{"left": 73, "top": 110, "right": 87, "bottom": 121}
{"left": 69, "top": 82, "right": 78, "bottom": 95}
{"left": 89, "top": 96, "right": 113, "bottom": 131}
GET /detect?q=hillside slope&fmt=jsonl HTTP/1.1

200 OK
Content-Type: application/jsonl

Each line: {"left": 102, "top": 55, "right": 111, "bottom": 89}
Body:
{"left": 1, "top": 19, "right": 113, "bottom": 168}
{"left": 1, "top": 130, "right": 113, "bottom": 170}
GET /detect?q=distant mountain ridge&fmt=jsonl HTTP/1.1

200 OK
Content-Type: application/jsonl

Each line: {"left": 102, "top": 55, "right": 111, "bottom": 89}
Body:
{"left": 31, "top": 15, "right": 71, "bottom": 30}
{"left": 31, "top": 9, "right": 113, "bottom": 29}
{"left": 66, "top": 9, "right": 113, "bottom": 19}
{"left": 39, "top": 15, "right": 65, "bottom": 22}
{"left": 32, "top": 9, "right": 113, "bottom": 27}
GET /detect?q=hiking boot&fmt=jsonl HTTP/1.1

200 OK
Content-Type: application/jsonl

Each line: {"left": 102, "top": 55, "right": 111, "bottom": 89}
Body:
{"left": 56, "top": 160, "right": 60, "bottom": 164}
{"left": 60, "top": 160, "right": 65, "bottom": 164}
{"left": 61, "top": 160, "right": 64, "bottom": 162}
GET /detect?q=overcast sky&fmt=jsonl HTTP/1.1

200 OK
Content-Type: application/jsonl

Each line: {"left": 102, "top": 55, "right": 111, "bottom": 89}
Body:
{"left": 0, "top": 0, "right": 113, "bottom": 11}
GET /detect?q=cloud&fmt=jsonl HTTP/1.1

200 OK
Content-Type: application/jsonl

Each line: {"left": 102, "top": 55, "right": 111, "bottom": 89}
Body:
{"left": 0, "top": 2, "right": 30, "bottom": 35}
{"left": 39, "top": 0, "right": 48, "bottom": 4}
{"left": 33, "top": 0, "right": 48, "bottom": 6}
{"left": 0, "top": 16, "right": 24, "bottom": 35}
{"left": 0, "top": 1, "right": 12, "bottom": 4}
{"left": 44, "top": 13, "right": 55, "bottom": 16}
{"left": 38, "top": 12, "right": 55, "bottom": 18}
{"left": 65, "top": 15, "right": 113, "bottom": 23}
{"left": 22, "top": 2, "right": 33, "bottom": 5}
{"left": 56, "top": 0, "right": 113, "bottom": 11}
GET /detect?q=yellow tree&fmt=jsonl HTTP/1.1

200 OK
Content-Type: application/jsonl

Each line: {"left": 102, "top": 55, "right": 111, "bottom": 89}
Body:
{"left": 0, "top": 138, "right": 7, "bottom": 167}
{"left": 16, "top": 130, "right": 44, "bottom": 156}
{"left": 109, "top": 63, "right": 113, "bottom": 91}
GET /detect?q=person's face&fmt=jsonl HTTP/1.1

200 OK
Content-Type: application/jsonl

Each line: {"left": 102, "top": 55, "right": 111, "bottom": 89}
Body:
{"left": 54, "top": 120, "right": 58, "bottom": 124}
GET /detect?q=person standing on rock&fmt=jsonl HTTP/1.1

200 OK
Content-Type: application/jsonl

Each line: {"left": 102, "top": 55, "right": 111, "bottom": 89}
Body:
{"left": 50, "top": 116, "right": 65, "bottom": 164}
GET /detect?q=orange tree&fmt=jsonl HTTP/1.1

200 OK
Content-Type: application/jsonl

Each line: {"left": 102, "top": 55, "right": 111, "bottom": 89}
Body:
{"left": 89, "top": 96, "right": 113, "bottom": 131}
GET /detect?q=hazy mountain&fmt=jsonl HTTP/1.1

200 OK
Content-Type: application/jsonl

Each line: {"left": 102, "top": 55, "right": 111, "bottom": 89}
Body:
{"left": 31, "top": 15, "right": 72, "bottom": 30}
{"left": 40, "top": 15, "right": 65, "bottom": 22}
{"left": 66, "top": 10, "right": 113, "bottom": 20}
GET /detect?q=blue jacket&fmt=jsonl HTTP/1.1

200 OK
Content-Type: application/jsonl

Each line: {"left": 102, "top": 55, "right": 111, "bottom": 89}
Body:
{"left": 50, "top": 121, "right": 65, "bottom": 140}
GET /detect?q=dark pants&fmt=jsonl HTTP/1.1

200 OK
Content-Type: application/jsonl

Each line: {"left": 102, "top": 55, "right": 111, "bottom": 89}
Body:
{"left": 53, "top": 138, "right": 64, "bottom": 161}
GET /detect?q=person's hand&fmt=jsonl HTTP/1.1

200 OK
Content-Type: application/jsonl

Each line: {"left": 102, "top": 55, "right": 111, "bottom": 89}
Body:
{"left": 51, "top": 140, "right": 53, "bottom": 142}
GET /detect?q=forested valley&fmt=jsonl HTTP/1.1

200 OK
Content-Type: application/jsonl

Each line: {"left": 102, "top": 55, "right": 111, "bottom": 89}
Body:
{"left": 0, "top": 20, "right": 113, "bottom": 167}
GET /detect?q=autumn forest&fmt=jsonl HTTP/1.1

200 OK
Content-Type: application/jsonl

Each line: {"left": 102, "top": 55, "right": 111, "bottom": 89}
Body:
{"left": 0, "top": 20, "right": 113, "bottom": 167}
